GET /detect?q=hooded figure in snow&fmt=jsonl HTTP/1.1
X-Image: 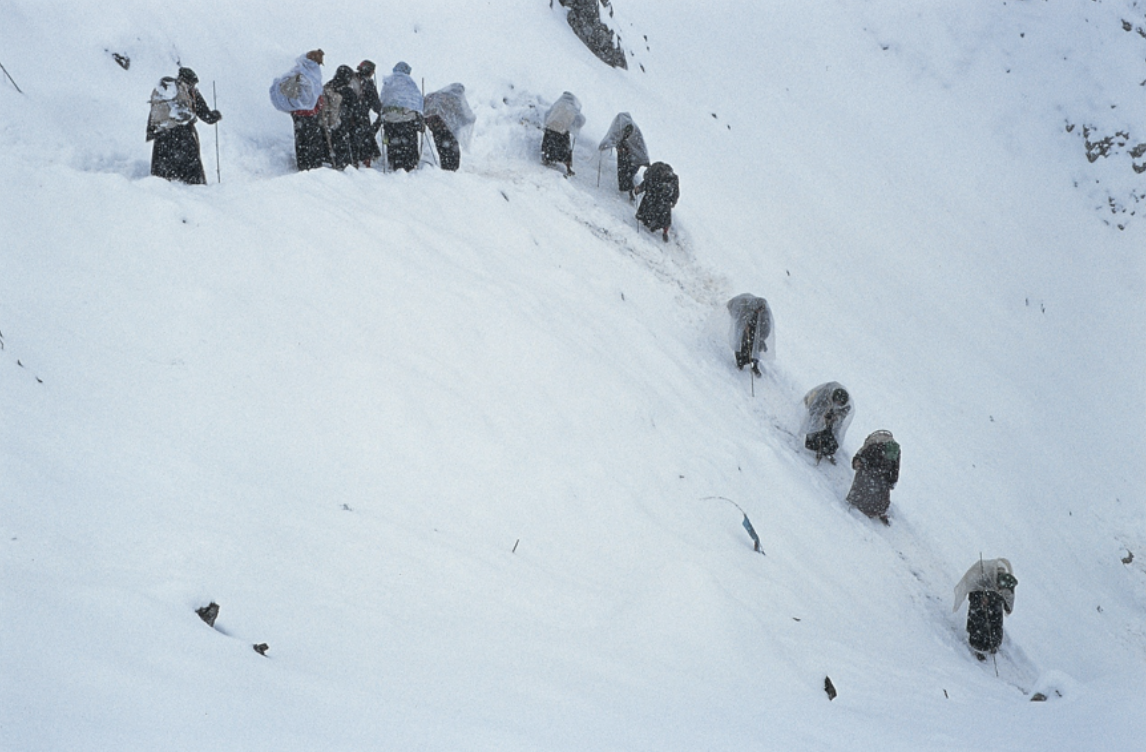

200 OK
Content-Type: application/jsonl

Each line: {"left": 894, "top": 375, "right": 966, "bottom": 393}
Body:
{"left": 953, "top": 558, "right": 1017, "bottom": 657}
{"left": 380, "top": 61, "right": 424, "bottom": 172}
{"left": 845, "top": 430, "right": 900, "bottom": 523}
{"left": 147, "top": 67, "right": 221, "bottom": 184}
{"left": 348, "top": 60, "right": 382, "bottom": 168}
{"left": 541, "top": 91, "right": 585, "bottom": 175}
{"left": 270, "top": 50, "right": 328, "bottom": 170}
{"left": 322, "top": 65, "right": 360, "bottom": 169}
{"left": 801, "top": 382, "right": 853, "bottom": 464}
{"left": 726, "top": 294, "right": 774, "bottom": 376}
{"left": 423, "top": 83, "right": 475, "bottom": 172}
{"left": 598, "top": 112, "right": 650, "bottom": 197}
{"left": 634, "top": 161, "right": 680, "bottom": 242}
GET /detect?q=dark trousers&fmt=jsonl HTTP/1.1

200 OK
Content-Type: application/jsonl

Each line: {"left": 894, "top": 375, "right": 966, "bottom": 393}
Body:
{"left": 541, "top": 128, "right": 572, "bottom": 166}
{"left": 617, "top": 149, "right": 638, "bottom": 192}
{"left": 430, "top": 127, "right": 460, "bottom": 171}
{"left": 967, "top": 591, "right": 1005, "bottom": 652}
{"left": 292, "top": 113, "right": 328, "bottom": 171}
{"left": 805, "top": 428, "right": 839, "bottom": 458}
{"left": 384, "top": 120, "right": 420, "bottom": 171}
{"left": 151, "top": 125, "right": 206, "bottom": 184}
{"left": 735, "top": 317, "right": 758, "bottom": 368}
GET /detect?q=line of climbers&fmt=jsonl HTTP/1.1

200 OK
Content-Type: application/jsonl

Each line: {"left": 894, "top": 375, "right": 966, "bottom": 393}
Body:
{"left": 146, "top": 56, "right": 1017, "bottom": 666}
{"left": 726, "top": 293, "right": 1017, "bottom": 659}
{"left": 542, "top": 92, "right": 680, "bottom": 242}
{"left": 147, "top": 63, "right": 681, "bottom": 247}
{"left": 147, "top": 53, "right": 475, "bottom": 181}
{"left": 269, "top": 51, "right": 473, "bottom": 173}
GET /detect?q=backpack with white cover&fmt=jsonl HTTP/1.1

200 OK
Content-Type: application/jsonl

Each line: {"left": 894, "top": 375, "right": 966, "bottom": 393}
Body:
{"left": 379, "top": 65, "right": 423, "bottom": 123}
{"left": 270, "top": 57, "right": 323, "bottom": 113}
{"left": 543, "top": 92, "right": 585, "bottom": 135}
{"left": 148, "top": 77, "right": 194, "bottom": 139}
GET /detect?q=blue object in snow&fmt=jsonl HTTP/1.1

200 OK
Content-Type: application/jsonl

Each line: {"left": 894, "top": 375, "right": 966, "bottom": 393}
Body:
{"left": 742, "top": 514, "right": 762, "bottom": 553}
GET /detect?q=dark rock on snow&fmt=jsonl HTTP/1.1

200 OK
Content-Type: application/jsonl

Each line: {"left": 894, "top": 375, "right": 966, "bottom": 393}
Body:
{"left": 559, "top": 0, "right": 627, "bottom": 69}
{"left": 196, "top": 602, "right": 220, "bottom": 628}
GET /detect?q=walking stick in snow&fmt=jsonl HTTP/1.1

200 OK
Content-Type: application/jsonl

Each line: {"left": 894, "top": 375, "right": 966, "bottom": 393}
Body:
{"left": 417, "top": 77, "right": 426, "bottom": 169}
{"left": 597, "top": 149, "right": 602, "bottom": 188}
{"left": 0, "top": 60, "right": 23, "bottom": 93}
{"left": 418, "top": 82, "right": 437, "bottom": 168}
{"left": 379, "top": 123, "right": 389, "bottom": 173}
{"left": 979, "top": 553, "right": 1000, "bottom": 677}
{"left": 212, "top": 81, "right": 221, "bottom": 183}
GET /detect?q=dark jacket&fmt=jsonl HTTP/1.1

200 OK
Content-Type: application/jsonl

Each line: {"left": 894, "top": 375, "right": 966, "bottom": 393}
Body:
{"left": 326, "top": 67, "right": 359, "bottom": 169}
{"left": 845, "top": 431, "right": 900, "bottom": 517}
{"left": 426, "top": 114, "right": 460, "bottom": 171}
{"left": 148, "top": 82, "right": 219, "bottom": 184}
{"left": 635, "top": 162, "right": 680, "bottom": 231}
{"left": 349, "top": 72, "right": 382, "bottom": 163}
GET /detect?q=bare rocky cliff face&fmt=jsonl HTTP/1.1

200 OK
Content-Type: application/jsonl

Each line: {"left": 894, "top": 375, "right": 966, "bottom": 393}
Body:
{"left": 559, "top": 0, "right": 627, "bottom": 69}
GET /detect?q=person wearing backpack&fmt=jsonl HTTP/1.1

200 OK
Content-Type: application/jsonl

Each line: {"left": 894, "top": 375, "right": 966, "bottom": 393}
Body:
{"left": 598, "top": 113, "right": 650, "bottom": 198}
{"left": 146, "top": 67, "right": 221, "bottom": 184}
{"left": 634, "top": 161, "right": 679, "bottom": 242}
{"left": 270, "top": 50, "right": 328, "bottom": 171}
{"left": 845, "top": 430, "right": 901, "bottom": 524}
{"left": 953, "top": 558, "right": 1017, "bottom": 659}
{"left": 541, "top": 92, "right": 585, "bottom": 176}
{"left": 322, "top": 65, "right": 359, "bottom": 169}
{"left": 726, "top": 293, "right": 774, "bottom": 377}
{"left": 349, "top": 61, "right": 383, "bottom": 168}
{"left": 423, "top": 84, "right": 475, "bottom": 172}
{"left": 801, "top": 383, "right": 853, "bottom": 465}
{"left": 379, "top": 62, "right": 424, "bottom": 172}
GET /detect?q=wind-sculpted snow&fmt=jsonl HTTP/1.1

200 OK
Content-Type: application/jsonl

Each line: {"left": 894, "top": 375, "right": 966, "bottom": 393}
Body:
{"left": 0, "top": 1, "right": 1143, "bottom": 750}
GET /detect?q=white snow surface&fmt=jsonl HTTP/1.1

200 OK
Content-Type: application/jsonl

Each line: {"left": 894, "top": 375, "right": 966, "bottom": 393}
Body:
{"left": 2, "top": 1, "right": 1144, "bottom": 750}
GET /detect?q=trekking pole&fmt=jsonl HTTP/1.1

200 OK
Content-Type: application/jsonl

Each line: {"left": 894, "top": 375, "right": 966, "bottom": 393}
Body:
{"left": 979, "top": 553, "right": 999, "bottom": 677}
{"left": 596, "top": 150, "right": 602, "bottom": 188}
{"left": 0, "top": 60, "right": 22, "bottom": 93}
{"left": 212, "top": 81, "right": 221, "bottom": 183}
{"left": 418, "top": 77, "right": 425, "bottom": 169}
{"left": 375, "top": 117, "right": 388, "bottom": 173}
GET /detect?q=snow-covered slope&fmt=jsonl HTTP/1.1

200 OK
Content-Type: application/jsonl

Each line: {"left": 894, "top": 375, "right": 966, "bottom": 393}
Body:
{"left": 2, "top": 1, "right": 1143, "bottom": 750}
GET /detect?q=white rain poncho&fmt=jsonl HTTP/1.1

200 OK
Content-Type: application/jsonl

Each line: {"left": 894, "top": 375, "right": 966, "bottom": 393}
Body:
{"left": 953, "top": 558, "right": 1016, "bottom": 614}
{"left": 543, "top": 92, "right": 586, "bottom": 135}
{"left": 727, "top": 294, "right": 775, "bottom": 362}
{"left": 270, "top": 56, "right": 323, "bottom": 113}
{"left": 800, "top": 382, "right": 854, "bottom": 444}
{"left": 380, "top": 62, "right": 423, "bottom": 121}
{"left": 424, "top": 83, "right": 476, "bottom": 147}
{"left": 598, "top": 112, "right": 650, "bottom": 166}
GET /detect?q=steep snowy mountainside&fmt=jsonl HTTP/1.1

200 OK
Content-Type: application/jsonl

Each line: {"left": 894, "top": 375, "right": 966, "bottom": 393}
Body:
{"left": 852, "top": 0, "right": 1146, "bottom": 224}
{"left": 2, "top": 1, "right": 1144, "bottom": 750}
